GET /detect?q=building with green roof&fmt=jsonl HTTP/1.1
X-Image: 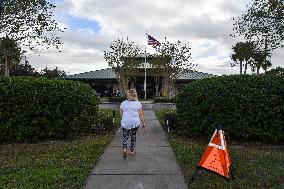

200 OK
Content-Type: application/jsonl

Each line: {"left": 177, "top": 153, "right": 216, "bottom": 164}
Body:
{"left": 63, "top": 68, "right": 214, "bottom": 98}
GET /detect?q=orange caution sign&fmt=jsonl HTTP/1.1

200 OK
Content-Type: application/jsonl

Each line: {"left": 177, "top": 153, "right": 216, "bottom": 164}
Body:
{"left": 198, "top": 129, "right": 231, "bottom": 178}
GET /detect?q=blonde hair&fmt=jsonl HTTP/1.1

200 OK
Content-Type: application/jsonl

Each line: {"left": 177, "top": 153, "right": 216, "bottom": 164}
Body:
{"left": 127, "top": 89, "right": 138, "bottom": 101}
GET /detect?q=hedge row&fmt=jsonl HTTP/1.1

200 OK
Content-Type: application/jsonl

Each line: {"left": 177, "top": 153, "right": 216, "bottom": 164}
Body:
{"left": 153, "top": 97, "right": 177, "bottom": 103}
{"left": 0, "top": 76, "right": 99, "bottom": 142}
{"left": 176, "top": 75, "right": 284, "bottom": 143}
{"left": 108, "top": 96, "right": 127, "bottom": 103}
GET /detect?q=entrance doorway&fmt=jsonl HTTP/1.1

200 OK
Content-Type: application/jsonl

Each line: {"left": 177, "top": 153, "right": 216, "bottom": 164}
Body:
{"left": 134, "top": 76, "right": 155, "bottom": 99}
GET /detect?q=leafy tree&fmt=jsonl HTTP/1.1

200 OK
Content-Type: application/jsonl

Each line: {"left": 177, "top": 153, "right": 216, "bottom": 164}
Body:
{"left": 154, "top": 40, "right": 193, "bottom": 97}
{"left": 0, "top": 36, "right": 21, "bottom": 76}
{"left": 0, "top": 0, "right": 64, "bottom": 76}
{"left": 121, "top": 56, "right": 143, "bottom": 89}
{"left": 265, "top": 66, "right": 284, "bottom": 75}
{"left": 104, "top": 38, "right": 142, "bottom": 95}
{"left": 0, "top": 59, "right": 67, "bottom": 78}
{"left": 0, "top": 60, "right": 40, "bottom": 77}
{"left": 105, "top": 38, "right": 193, "bottom": 98}
{"left": 40, "top": 66, "right": 67, "bottom": 78}
{"left": 150, "top": 55, "right": 171, "bottom": 97}
{"left": 0, "top": 0, "right": 64, "bottom": 52}
{"left": 232, "top": 0, "right": 284, "bottom": 67}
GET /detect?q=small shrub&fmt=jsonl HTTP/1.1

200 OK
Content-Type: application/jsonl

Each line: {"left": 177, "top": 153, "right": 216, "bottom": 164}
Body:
{"left": 156, "top": 109, "right": 179, "bottom": 133}
{"left": 93, "top": 109, "right": 116, "bottom": 134}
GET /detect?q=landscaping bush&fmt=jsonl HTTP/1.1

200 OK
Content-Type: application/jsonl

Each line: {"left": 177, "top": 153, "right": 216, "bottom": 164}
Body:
{"left": 0, "top": 76, "right": 99, "bottom": 142}
{"left": 164, "top": 111, "right": 178, "bottom": 131}
{"left": 93, "top": 109, "right": 117, "bottom": 134}
{"left": 155, "top": 109, "right": 178, "bottom": 133}
{"left": 176, "top": 75, "right": 284, "bottom": 143}
{"left": 153, "top": 96, "right": 177, "bottom": 103}
{"left": 108, "top": 96, "right": 126, "bottom": 103}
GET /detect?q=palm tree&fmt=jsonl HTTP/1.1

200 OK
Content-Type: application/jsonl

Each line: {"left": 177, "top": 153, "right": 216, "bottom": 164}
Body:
{"left": 242, "top": 42, "right": 255, "bottom": 74}
{"left": 251, "top": 49, "right": 271, "bottom": 75}
{"left": 231, "top": 42, "right": 245, "bottom": 74}
{"left": 262, "top": 59, "right": 272, "bottom": 73}
{"left": 231, "top": 41, "right": 256, "bottom": 74}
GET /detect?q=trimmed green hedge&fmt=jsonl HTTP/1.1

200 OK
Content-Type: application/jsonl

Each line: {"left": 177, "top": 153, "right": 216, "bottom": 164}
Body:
{"left": 0, "top": 76, "right": 99, "bottom": 142}
{"left": 153, "top": 96, "right": 177, "bottom": 103}
{"left": 108, "top": 96, "right": 126, "bottom": 103}
{"left": 177, "top": 75, "right": 284, "bottom": 143}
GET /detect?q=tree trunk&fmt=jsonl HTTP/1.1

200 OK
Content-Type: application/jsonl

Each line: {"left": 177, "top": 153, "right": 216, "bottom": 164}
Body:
{"left": 244, "top": 61, "right": 248, "bottom": 74}
{"left": 118, "top": 71, "right": 128, "bottom": 96}
{"left": 257, "top": 67, "right": 260, "bottom": 75}
{"left": 161, "top": 76, "right": 166, "bottom": 97}
{"left": 122, "top": 74, "right": 128, "bottom": 95}
{"left": 163, "top": 73, "right": 169, "bottom": 98}
{"left": 240, "top": 60, "right": 243, "bottom": 75}
{"left": 169, "top": 79, "right": 175, "bottom": 99}
{"left": 4, "top": 55, "right": 10, "bottom": 77}
{"left": 118, "top": 77, "right": 124, "bottom": 96}
{"left": 129, "top": 76, "right": 135, "bottom": 89}
{"left": 262, "top": 34, "right": 268, "bottom": 75}
{"left": 154, "top": 76, "right": 160, "bottom": 97}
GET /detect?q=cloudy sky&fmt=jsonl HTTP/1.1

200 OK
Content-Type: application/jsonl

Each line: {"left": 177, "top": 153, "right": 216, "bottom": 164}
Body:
{"left": 27, "top": 0, "right": 284, "bottom": 75}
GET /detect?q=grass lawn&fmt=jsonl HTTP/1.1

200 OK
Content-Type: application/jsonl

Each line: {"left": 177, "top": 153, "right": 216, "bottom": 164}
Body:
{"left": 169, "top": 136, "right": 284, "bottom": 189}
{"left": 0, "top": 134, "right": 114, "bottom": 189}
{"left": 0, "top": 109, "right": 121, "bottom": 189}
{"left": 155, "top": 110, "right": 284, "bottom": 189}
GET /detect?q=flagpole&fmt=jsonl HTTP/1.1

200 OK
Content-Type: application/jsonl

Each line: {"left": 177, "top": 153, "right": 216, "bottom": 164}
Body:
{"left": 144, "top": 32, "right": 160, "bottom": 99}
{"left": 144, "top": 33, "right": 147, "bottom": 100}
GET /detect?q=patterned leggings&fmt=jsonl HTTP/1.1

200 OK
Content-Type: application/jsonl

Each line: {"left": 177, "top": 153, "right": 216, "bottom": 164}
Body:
{"left": 122, "top": 127, "right": 139, "bottom": 152}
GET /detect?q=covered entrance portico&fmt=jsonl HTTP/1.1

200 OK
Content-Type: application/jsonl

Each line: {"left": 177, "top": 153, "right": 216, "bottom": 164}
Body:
{"left": 128, "top": 76, "right": 157, "bottom": 99}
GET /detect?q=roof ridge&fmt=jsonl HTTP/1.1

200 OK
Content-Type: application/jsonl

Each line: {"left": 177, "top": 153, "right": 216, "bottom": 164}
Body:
{"left": 63, "top": 68, "right": 214, "bottom": 80}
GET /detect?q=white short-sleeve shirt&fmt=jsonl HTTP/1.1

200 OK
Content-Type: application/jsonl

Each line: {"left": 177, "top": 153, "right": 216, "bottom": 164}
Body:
{"left": 120, "top": 100, "right": 142, "bottom": 129}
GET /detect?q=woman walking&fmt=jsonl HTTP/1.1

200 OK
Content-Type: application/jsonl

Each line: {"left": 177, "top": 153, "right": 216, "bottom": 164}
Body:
{"left": 120, "top": 89, "right": 147, "bottom": 159}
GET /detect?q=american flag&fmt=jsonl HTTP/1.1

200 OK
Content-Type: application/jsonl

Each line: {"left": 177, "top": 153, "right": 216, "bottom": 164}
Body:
{"left": 147, "top": 34, "right": 160, "bottom": 46}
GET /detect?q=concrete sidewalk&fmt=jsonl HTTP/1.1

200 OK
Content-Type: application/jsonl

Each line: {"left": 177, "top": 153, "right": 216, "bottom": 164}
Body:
{"left": 84, "top": 110, "right": 187, "bottom": 189}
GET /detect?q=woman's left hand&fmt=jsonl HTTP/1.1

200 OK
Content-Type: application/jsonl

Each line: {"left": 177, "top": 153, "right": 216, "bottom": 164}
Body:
{"left": 142, "top": 123, "right": 147, "bottom": 132}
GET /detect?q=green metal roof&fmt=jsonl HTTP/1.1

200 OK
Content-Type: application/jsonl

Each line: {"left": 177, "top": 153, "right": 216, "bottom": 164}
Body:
{"left": 63, "top": 68, "right": 214, "bottom": 80}
{"left": 64, "top": 68, "right": 116, "bottom": 80}
{"left": 178, "top": 70, "right": 214, "bottom": 80}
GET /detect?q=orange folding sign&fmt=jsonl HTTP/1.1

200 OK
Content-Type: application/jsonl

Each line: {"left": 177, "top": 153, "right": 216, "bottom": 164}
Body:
{"left": 198, "top": 129, "right": 231, "bottom": 178}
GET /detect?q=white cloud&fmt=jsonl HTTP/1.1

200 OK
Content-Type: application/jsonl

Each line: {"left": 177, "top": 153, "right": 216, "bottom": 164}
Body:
{"left": 26, "top": 0, "right": 284, "bottom": 75}
{"left": 28, "top": 30, "right": 109, "bottom": 73}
